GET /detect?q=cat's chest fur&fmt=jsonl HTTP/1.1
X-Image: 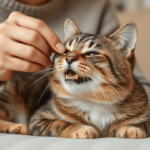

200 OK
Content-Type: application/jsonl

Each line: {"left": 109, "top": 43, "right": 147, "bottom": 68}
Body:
{"left": 70, "top": 98, "right": 117, "bottom": 131}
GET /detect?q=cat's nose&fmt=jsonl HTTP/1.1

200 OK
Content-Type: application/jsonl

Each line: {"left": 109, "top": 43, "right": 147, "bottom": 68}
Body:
{"left": 66, "top": 54, "right": 77, "bottom": 65}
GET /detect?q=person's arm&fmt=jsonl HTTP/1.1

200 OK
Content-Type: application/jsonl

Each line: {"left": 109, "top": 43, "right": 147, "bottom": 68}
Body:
{"left": 0, "top": 11, "right": 65, "bottom": 81}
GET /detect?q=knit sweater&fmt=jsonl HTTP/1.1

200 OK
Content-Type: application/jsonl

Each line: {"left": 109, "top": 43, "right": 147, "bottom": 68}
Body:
{"left": 0, "top": 0, "right": 119, "bottom": 42}
{"left": 0, "top": 0, "right": 150, "bottom": 99}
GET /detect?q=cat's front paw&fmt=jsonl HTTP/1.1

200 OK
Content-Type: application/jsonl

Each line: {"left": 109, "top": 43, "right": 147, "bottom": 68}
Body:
{"left": 70, "top": 126, "right": 99, "bottom": 139}
{"left": 9, "top": 123, "right": 30, "bottom": 135}
{"left": 117, "top": 126, "right": 146, "bottom": 139}
{"left": 62, "top": 125, "right": 99, "bottom": 139}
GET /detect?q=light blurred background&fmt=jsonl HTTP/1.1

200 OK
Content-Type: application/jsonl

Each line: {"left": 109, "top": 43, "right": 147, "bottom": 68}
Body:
{"left": 111, "top": 0, "right": 150, "bottom": 81}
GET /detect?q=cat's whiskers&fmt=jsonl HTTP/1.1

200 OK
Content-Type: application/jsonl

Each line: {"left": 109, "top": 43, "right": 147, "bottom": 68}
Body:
{"left": 85, "top": 72, "right": 107, "bottom": 104}
{"left": 74, "top": 66, "right": 96, "bottom": 101}
{"left": 36, "top": 72, "right": 60, "bottom": 106}
{"left": 82, "top": 72, "right": 96, "bottom": 101}
{"left": 85, "top": 74, "right": 100, "bottom": 101}
{"left": 89, "top": 71, "right": 128, "bottom": 106}
{"left": 88, "top": 71, "right": 123, "bottom": 101}
{"left": 28, "top": 69, "right": 58, "bottom": 88}
{"left": 74, "top": 66, "right": 105, "bottom": 102}
{"left": 91, "top": 71, "right": 130, "bottom": 96}
{"left": 89, "top": 71, "right": 129, "bottom": 106}
{"left": 36, "top": 84, "right": 50, "bottom": 106}
{"left": 28, "top": 67, "right": 57, "bottom": 79}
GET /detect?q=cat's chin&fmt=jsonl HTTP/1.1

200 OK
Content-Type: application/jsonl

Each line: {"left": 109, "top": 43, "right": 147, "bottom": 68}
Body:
{"left": 60, "top": 77, "right": 95, "bottom": 95}
{"left": 64, "top": 83, "right": 92, "bottom": 95}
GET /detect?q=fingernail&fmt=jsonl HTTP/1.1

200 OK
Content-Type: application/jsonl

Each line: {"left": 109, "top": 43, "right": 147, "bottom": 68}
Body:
{"left": 56, "top": 43, "right": 65, "bottom": 53}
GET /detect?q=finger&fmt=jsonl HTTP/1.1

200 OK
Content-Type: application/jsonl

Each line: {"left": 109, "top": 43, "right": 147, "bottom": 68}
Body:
{"left": 4, "top": 39, "right": 50, "bottom": 67}
{"left": 0, "top": 69, "right": 13, "bottom": 81}
{"left": 4, "top": 25, "right": 50, "bottom": 57}
{"left": 2, "top": 55, "right": 45, "bottom": 72}
{"left": 8, "top": 12, "right": 65, "bottom": 53}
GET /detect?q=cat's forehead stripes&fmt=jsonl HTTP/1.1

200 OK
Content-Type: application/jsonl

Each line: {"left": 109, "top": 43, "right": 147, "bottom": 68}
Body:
{"left": 78, "top": 34, "right": 97, "bottom": 43}
{"left": 81, "top": 40, "right": 98, "bottom": 53}
{"left": 69, "top": 38, "right": 77, "bottom": 51}
{"left": 66, "top": 34, "right": 102, "bottom": 53}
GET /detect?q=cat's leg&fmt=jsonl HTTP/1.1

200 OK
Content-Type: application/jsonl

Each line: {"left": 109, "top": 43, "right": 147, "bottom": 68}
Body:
{"left": 0, "top": 120, "right": 30, "bottom": 135}
{"left": 0, "top": 101, "right": 30, "bottom": 135}
{"left": 116, "top": 125, "right": 146, "bottom": 139}
{"left": 60, "top": 124, "right": 99, "bottom": 139}
{"left": 30, "top": 121, "right": 99, "bottom": 139}
{"left": 29, "top": 113, "right": 99, "bottom": 138}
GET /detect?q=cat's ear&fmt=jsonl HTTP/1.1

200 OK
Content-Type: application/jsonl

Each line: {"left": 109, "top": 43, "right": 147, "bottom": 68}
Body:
{"left": 64, "top": 19, "right": 81, "bottom": 41}
{"left": 109, "top": 22, "right": 138, "bottom": 59}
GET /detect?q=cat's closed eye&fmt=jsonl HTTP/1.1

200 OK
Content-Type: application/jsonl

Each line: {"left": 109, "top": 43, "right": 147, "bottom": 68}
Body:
{"left": 64, "top": 49, "right": 70, "bottom": 55}
{"left": 84, "top": 52, "right": 100, "bottom": 57}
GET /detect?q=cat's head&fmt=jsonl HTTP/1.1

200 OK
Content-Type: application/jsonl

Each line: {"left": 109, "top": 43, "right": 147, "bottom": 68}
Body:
{"left": 51, "top": 19, "right": 137, "bottom": 103}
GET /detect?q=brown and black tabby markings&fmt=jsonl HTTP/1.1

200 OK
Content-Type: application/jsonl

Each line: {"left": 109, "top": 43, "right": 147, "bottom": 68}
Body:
{"left": 0, "top": 19, "right": 150, "bottom": 138}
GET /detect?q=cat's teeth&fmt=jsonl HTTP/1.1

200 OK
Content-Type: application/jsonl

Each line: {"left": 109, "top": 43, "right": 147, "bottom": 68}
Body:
{"left": 75, "top": 75, "right": 79, "bottom": 80}
{"left": 66, "top": 75, "right": 68, "bottom": 79}
{"left": 66, "top": 75, "right": 74, "bottom": 80}
{"left": 66, "top": 74, "right": 79, "bottom": 80}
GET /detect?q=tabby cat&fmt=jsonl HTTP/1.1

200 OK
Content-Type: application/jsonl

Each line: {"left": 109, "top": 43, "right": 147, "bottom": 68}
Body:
{"left": 0, "top": 19, "right": 150, "bottom": 139}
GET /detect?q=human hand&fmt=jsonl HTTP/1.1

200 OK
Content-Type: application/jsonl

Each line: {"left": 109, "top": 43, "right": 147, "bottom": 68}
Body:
{"left": 0, "top": 11, "right": 65, "bottom": 81}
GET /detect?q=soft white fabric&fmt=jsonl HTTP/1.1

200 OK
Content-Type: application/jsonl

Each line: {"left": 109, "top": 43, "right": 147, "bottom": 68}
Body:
{"left": 0, "top": 134, "right": 150, "bottom": 150}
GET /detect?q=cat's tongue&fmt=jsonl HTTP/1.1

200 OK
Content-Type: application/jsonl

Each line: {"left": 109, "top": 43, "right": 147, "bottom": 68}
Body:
{"left": 66, "top": 70, "right": 79, "bottom": 80}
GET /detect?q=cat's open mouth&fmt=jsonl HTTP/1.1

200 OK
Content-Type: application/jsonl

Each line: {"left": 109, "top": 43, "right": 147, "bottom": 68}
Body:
{"left": 65, "top": 69, "right": 91, "bottom": 84}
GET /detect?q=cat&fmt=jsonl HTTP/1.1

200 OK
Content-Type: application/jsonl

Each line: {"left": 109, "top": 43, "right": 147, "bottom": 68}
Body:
{"left": 0, "top": 19, "right": 150, "bottom": 139}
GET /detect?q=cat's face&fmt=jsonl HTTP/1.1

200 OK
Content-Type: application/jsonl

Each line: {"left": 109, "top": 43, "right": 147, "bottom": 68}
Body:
{"left": 54, "top": 34, "right": 104, "bottom": 95}
{"left": 51, "top": 19, "right": 137, "bottom": 102}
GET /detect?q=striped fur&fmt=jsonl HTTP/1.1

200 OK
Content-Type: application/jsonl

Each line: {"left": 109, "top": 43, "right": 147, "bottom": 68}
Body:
{"left": 0, "top": 19, "right": 149, "bottom": 139}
